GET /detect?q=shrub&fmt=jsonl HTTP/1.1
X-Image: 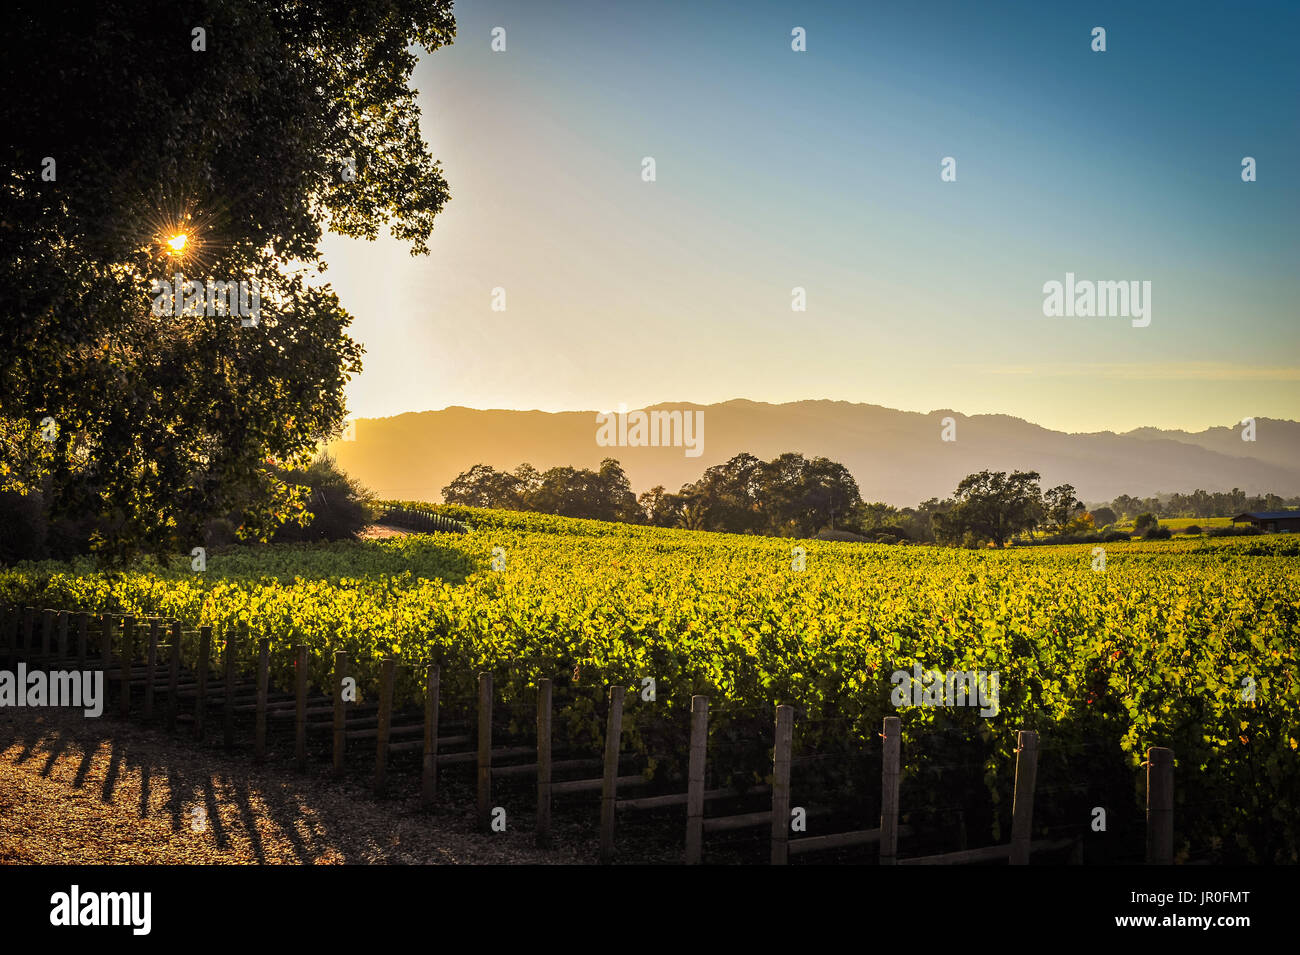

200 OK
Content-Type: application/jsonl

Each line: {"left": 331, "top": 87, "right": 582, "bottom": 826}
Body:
{"left": 272, "top": 456, "right": 376, "bottom": 543}
{"left": 1143, "top": 525, "right": 1172, "bottom": 540}
{"left": 815, "top": 528, "right": 868, "bottom": 543}
{"left": 1133, "top": 512, "right": 1159, "bottom": 534}
{"left": 1208, "top": 524, "right": 1262, "bottom": 537}
{"left": 1183, "top": 525, "right": 1202, "bottom": 535}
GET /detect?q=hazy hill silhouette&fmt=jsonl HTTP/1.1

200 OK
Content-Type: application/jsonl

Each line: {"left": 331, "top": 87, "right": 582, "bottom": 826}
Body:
{"left": 326, "top": 400, "right": 1300, "bottom": 507}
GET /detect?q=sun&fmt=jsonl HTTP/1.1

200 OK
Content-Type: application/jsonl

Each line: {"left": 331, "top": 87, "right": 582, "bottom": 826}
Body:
{"left": 133, "top": 190, "right": 236, "bottom": 276}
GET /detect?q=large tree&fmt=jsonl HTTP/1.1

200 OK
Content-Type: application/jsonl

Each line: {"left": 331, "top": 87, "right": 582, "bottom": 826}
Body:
{"left": 0, "top": 1, "right": 455, "bottom": 558}
{"left": 682, "top": 452, "right": 765, "bottom": 533}
{"left": 936, "top": 470, "right": 1043, "bottom": 548}
{"left": 674, "top": 451, "right": 863, "bottom": 536}
{"left": 441, "top": 464, "right": 525, "bottom": 510}
{"left": 1041, "top": 483, "right": 1084, "bottom": 534}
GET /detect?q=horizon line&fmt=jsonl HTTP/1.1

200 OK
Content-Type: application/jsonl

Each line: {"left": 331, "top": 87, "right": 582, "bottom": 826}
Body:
{"left": 337, "top": 398, "right": 1297, "bottom": 438}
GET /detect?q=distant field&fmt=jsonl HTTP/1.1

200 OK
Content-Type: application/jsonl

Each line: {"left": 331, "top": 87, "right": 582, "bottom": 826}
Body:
{"left": 1118, "top": 516, "right": 1234, "bottom": 531}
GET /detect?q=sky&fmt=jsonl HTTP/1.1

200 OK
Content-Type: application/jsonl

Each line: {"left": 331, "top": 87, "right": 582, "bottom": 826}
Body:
{"left": 317, "top": 0, "right": 1300, "bottom": 435}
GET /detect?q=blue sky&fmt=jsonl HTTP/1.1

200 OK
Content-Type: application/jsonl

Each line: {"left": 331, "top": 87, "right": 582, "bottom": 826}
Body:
{"left": 319, "top": 0, "right": 1300, "bottom": 433}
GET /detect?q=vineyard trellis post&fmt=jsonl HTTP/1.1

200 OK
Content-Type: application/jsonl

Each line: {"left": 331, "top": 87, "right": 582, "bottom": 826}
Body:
{"left": 333, "top": 651, "right": 349, "bottom": 776}
{"left": 3, "top": 607, "right": 15, "bottom": 670}
{"left": 145, "top": 618, "right": 160, "bottom": 719}
{"left": 536, "top": 677, "right": 552, "bottom": 844}
{"left": 685, "top": 695, "right": 708, "bottom": 865}
{"left": 374, "top": 656, "right": 396, "bottom": 794}
{"left": 880, "top": 716, "right": 902, "bottom": 865}
{"left": 119, "top": 616, "right": 134, "bottom": 718}
{"left": 195, "top": 625, "right": 211, "bottom": 740}
{"left": 166, "top": 621, "right": 181, "bottom": 731}
{"left": 41, "top": 608, "right": 53, "bottom": 657}
{"left": 223, "top": 629, "right": 239, "bottom": 748}
{"left": 1146, "top": 747, "right": 1174, "bottom": 865}
{"left": 255, "top": 638, "right": 270, "bottom": 762}
{"left": 771, "top": 704, "right": 794, "bottom": 865}
{"left": 99, "top": 612, "right": 112, "bottom": 672}
{"left": 294, "top": 644, "right": 308, "bottom": 772}
{"left": 1009, "top": 729, "right": 1040, "bottom": 865}
{"left": 22, "top": 607, "right": 34, "bottom": 657}
{"left": 477, "top": 671, "right": 493, "bottom": 831}
{"left": 76, "top": 612, "right": 89, "bottom": 669}
{"left": 422, "top": 661, "right": 440, "bottom": 805}
{"left": 598, "top": 684, "right": 626, "bottom": 864}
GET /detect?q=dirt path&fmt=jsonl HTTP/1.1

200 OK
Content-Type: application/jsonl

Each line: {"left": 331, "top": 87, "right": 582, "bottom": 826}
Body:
{"left": 357, "top": 523, "right": 415, "bottom": 540}
{"left": 0, "top": 706, "right": 582, "bottom": 865}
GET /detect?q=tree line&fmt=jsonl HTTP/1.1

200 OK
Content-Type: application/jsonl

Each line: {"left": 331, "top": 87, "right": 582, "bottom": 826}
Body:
{"left": 1101, "top": 489, "right": 1299, "bottom": 524}
{"left": 442, "top": 455, "right": 1203, "bottom": 547}
{"left": 441, "top": 453, "right": 859, "bottom": 537}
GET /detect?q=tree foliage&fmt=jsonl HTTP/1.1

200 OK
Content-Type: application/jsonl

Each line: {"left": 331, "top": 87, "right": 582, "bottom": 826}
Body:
{"left": 933, "top": 470, "right": 1043, "bottom": 548}
{"left": 0, "top": 0, "right": 455, "bottom": 559}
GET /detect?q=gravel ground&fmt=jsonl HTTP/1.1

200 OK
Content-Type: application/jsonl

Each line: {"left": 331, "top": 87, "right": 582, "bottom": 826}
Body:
{"left": 0, "top": 705, "right": 585, "bottom": 865}
{"left": 356, "top": 524, "right": 416, "bottom": 540}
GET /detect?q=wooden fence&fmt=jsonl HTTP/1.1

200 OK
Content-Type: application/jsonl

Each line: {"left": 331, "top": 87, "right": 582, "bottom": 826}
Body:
{"left": 0, "top": 603, "right": 1178, "bottom": 864}
{"left": 375, "top": 507, "right": 467, "bottom": 535}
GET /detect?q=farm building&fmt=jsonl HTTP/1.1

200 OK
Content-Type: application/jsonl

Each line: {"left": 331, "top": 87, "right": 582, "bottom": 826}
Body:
{"left": 1230, "top": 511, "right": 1300, "bottom": 533}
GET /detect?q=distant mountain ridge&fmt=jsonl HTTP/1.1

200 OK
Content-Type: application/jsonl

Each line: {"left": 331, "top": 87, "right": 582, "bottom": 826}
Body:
{"left": 325, "top": 400, "right": 1300, "bottom": 508}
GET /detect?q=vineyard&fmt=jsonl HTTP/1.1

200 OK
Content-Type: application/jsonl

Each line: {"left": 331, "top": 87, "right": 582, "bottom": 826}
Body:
{"left": 1, "top": 505, "right": 1297, "bottom": 863}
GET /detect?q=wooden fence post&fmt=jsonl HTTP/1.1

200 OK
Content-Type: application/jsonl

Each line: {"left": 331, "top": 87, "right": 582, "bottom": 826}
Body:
{"left": 771, "top": 704, "right": 795, "bottom": 865}
{"left": 685, "top": 695, "right": 709, "bottom": 865}
{"left": 22, "top": 607, "right": 35, "bottom": 655}
{"left": 254, "top": 638, "right": 270, "bottom": 762}
{"left": 223, "top": 629, "right": 238, "bottom": 748}
{"left": 56, "top": 610, "right": 69, "bottom": 658}
{"left": 535, "top": 677, "right": 552, "bottom": 845}
{"left": 76, "top": 612, "right": 89, "bottom": 669}
{"left": 194, "top": 625, "right": 211, "bottom": 739}
{"left": 295, "top": 644, "right": 308, "bottom": 772}
{"left": 374, "top": 657, "right": 395, "bottom": 794}
{"left": 333, "top": 651, "right": 349, "bottom": 776}
{"left": 166, "top": 621, "right": 180, "bottom": 732}
{"left": 2, "top": 606, "right": 14, "bottom": 670}
{"left": 100, "top": 613, "right": 113, "bottom": 671}
{"left": 477, "top": 671, "right": 493, "bottom": 831}
{"left": 1009, "top": 729, "right": 1040, "bottom": 865}
{"left": 41, "top": 608, "right": 54, "bottom": 657}
{"left": 599, "top": 684, "right": 626, "bottom": 864}
{"left": 422, "top": 662, "right": 440, "bottom": 806}
{"left": 1146, "top": 747, "right": 1174, "bottom": 865}
{"left": 144, "top": 618, "right": 160, "bottom": 718}
{"left": 119, "top": 616, "right": 135, "bottom": 718}
{"left": 880, "top": 715, "right": 902, "bottom": 865}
